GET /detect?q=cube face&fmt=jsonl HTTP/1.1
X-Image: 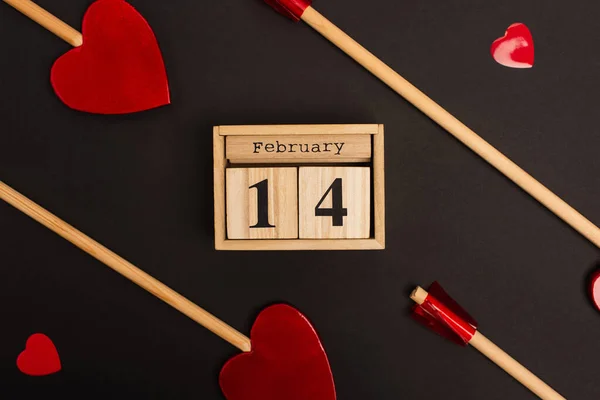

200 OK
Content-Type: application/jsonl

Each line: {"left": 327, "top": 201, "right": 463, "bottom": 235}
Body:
{"left": 226, "top": 168, "right": 298, "bottom": 239}
{"left": 299, "top": 167, "right": 371, "bottom": 239}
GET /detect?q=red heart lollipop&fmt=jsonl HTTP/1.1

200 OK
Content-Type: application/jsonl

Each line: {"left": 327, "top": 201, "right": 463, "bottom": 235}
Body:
{"left": 51, "top": 0, "right": 170, "bottom": 114}
{"left": 490, "top": 23, "right": 534, "bottom": 69}
{"left": 17, "top": 333, "right": 61, "bottom": 376}
{"left": 589, "top": 271, "right": 600, "bottom": 311}
{"left": 220, "top": 304, "right": 336, "bottom": 400}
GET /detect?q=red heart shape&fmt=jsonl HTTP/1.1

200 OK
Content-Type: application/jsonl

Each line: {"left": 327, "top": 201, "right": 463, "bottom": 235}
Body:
{"left": 220, "top": 304, "right": 336, "bottom": 400}
{"left": 490, "top": 23, "right": 534, "bottom": 69}
{"left": 17, "top": 333, "right": 61, "bottom": 376}
{"left": 51, "top": 0, "right": 170, "bottom": 114}
{"left": 590, "top": 271, "right": 600, "bottom": 311}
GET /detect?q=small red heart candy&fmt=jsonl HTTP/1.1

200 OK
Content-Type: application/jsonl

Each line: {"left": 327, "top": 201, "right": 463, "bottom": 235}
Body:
{"left": 220, "top": 304, "right": 336, "bottom": 400}
{"left": 491, "top": 23, "right": 534, "bottom": 69}
{"left": 590, "top": 271, "right": 600, "bottom": 312}
{"left": 17, "top": 333, "right": 61, "bottom": 376}
{"left": 51, "top": 0, "right": 170, "bottom": 114}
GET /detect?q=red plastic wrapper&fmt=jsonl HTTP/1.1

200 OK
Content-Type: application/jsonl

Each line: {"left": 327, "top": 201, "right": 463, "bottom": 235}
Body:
{"left": 412, "top": 282, "right": 478, "bottom": 346}
{"left": 263, "top": 0, "right": 313, "bottom": 22}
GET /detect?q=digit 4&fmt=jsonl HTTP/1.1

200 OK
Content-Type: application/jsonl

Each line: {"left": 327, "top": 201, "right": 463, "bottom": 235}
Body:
{"left": 315, "top": 178, "right": 348, "bottom": 226}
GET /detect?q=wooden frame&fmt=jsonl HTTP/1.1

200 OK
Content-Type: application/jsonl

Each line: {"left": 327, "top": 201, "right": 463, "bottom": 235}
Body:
{"left": 214, "top": 124, "right": 385, "bottom": 250}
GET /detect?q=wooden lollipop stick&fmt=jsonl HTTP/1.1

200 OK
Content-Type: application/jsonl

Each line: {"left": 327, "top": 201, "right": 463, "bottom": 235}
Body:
{"left": 4, "top": 0, "right": 82, "bottom": 47}
{"left": 0, "top": 181, "right": 251, "bottom": 352}
{"left": 411, "top": 287, "right": 565, "bottom": 400}
{"left": 470, "top": 333, "right": 565, "bottom": 400}
{"left": 300, "top": 6, "right": 600, "bottom": 248}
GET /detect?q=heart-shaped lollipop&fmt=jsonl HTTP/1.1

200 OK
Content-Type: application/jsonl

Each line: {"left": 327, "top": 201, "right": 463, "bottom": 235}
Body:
{"left": 51, "top": 0, "right": 169, "bottom": 114}
{"left": 5, "top": 0, "right": 170, "bottom": 114}
{"left": 220, "top": 304, "right": 336, "bottom": 400}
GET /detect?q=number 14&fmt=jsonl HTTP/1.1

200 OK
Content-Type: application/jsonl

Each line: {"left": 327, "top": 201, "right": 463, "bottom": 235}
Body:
{"left": 250, "top": 178, "right": 348, "bottom": 229}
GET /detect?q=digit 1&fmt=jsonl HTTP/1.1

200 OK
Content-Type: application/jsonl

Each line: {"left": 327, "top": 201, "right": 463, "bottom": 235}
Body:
{"left": 315, "top": 178, "right": 348, "bottom": 226}
{"left": 249, "top": 179, "right": 275, "bottom": 228}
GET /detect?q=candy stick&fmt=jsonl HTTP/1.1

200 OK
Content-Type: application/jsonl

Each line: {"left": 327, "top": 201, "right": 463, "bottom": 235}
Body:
{"left": 411, "top": 283, "right": 565, "bottom": 400}
{"left": 0, "top": 181, "right": 251, "bottom": 352}
{"left": 4, "top": 0, "right": 82, "bottom": 47}
{"left": 264, "top": 1, "right": 600, "bottom": 248}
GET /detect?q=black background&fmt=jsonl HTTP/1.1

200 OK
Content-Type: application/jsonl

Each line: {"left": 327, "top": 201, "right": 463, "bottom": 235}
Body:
{"left": 1, "top": 0, "right": 600, "bottom": 398}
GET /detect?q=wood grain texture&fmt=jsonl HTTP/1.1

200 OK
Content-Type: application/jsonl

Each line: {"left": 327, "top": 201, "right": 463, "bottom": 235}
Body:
{"left": 213, "top": 127, "right": 227, "bottom": 248}
{"left": 373, "top": 124, "right": 385, "bottom": 248}
{"left": 226, "top": 168, "right": 298, "bottom": 239}
{"left": 0, "top": 180, "right": 251, "bottom": 352}
{"left": 226, "top": 134, "right": 371, "bottom": 163}
{"left": 4, "top": 0, "right": 82, "bottom": 46}
{"left": 216, "top": 239, "right": 384, "bottom": 251}
{"left": 229, "top": 158, "right": 371, "bottom": 165}
{"left": 219, "top": 124, "right": 379, "bottom": 136}
{"left": 470, "top": 332, "right": 566, "bottom": 400}
{"left": 299, "top": 167, "right": 370, "bottom": 239}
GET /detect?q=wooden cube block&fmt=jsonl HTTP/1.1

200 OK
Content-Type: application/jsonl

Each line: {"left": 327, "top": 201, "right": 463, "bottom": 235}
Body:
{"left": 299, "top": 167, "right": 370, "bottom": 239}
{"left": 226, "top": 168, "right": 298, "bottom": 239}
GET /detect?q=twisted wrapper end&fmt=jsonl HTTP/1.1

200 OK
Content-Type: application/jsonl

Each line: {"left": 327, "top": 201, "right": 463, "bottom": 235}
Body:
{"left": 411, "top": 282, "right": 478, "bottom": 346}
{"left": 263, "top": 0, "right": 313, "bottom": 22}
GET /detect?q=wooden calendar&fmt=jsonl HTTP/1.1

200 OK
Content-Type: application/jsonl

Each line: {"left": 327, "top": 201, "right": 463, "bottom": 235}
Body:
{"left": 213, "top": 124, "right": 385, "bottom": 250}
